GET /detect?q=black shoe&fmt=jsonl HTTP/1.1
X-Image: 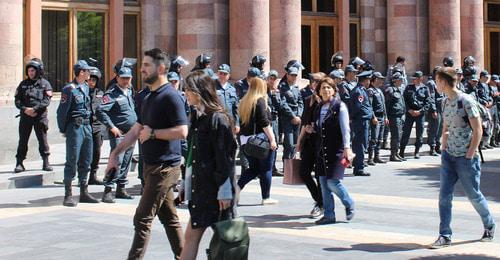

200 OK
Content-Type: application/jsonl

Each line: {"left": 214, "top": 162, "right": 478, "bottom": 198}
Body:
{"left": 396, "top": 154, "right": 407, "bottom": 161}
{"left": 390, "top": 155, "right": 402, "bottom": 162}
{"left": 79, "top": 185, "right": 99, "bottom": 203}
{"left": 429, "top": 148, "right": 438, "bottom": 156}
{"left": 354, "top": 171, "right": 371, "bottom": 176}
{"left": 310, "top": 203, "right": 323, "bottom": 218}
{"left": 42, "top": 157, "right": 53, "bottom": 171}
{"left": 382, "top": 142, "right": 390, "bottom": 150}
{"left": 272, "top": 167, "right": 283, "bottom": 176}
{"left": 481, "top": 224, "right": 496, "bottom": 242}
{"left": 429, "top": 236, "right": 451, "bottom": 249}
{"left": 374, "top": 156, "right": 387, "bottom": 164}
{"left": 485, "top": 144, "right": 493, "bottom": 150}
{"left": 414, "top": 153, "right": 420, "bottom": 159}
{"left": 346, "top": 208, "right": 355, "bottom": 221}
{"left": 116, "top": 185, "right": 133, "bottom": 199}
{"left": 14, "top": 163, "right": 25, "bottom": 173}
{"left": 102, "top": 187, "right": 115, "bottom": 203}
{"left": 315, "top": 216, "right": 336, "bottom": 225}
{"left": 63, "top": 184, "right": 77, "bottom": 207}
{"left": 367, "top": 159, "right": 376, "bottom": 166}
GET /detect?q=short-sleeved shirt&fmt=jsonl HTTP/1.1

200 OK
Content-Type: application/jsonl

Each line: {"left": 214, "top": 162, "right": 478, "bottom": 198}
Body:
{"left": 443, "top": 93, "right": 480, "bottom": 157}
{"left": 138, "top": 83, "right": 189, "bottom": 165}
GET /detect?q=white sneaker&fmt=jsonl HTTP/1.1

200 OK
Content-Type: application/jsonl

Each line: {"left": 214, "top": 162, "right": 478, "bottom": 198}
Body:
{"left": 262, "top": 198, "right": 279, "bottom": 205}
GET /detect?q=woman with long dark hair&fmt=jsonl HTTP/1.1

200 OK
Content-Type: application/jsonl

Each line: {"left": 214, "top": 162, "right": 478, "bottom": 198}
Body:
{"left": 180, "top": 71, "right": 237, "bottom": 260}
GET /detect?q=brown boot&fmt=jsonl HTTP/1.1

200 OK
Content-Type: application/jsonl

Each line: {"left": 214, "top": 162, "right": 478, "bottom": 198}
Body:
{"left": 79, "top": 184, "right": 99, "bottom": 203}
{"left": 116, "top": 184, "right": 133, "bottom": 199}
{"left": 63, "top": 183, "right": 77, "bottom": 207}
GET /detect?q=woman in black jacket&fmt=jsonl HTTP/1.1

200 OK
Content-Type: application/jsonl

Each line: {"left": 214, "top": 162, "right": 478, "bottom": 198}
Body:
{"left": 312, "top": 77, "right": 355, "bottom": 225}
{"left": 180, "top": 71, "right": 237, "bottom": 260}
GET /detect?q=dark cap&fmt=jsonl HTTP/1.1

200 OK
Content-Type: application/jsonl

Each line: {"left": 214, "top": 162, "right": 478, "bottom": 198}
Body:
{"left": 329, "top": 70, "right": 345, "bottom": 79}
{"left": 470, "top": 74, "right": 479, "bottom": 82}
{"left": 267, "top": 70, "right": 278, "bottom": 78}
{"left": 287, "top": 66, "right": 299, "bottom": 75}
{"left": 218, "top": 64, "right": 231, "bottom": 74}
{"left": 356, "top": 70, "right": 373, "bottom": 79}
{"left": 480, "top": 70, "right": 489, "bottom": 77}
{"left": 73, "top": 60, "right": 91, "bottom": 72}
{"left": 411, "top": 71, "right": 424, "bottom": 78}
{"left": 167, "top": 71, "right": 180, "bottom": 81}
{"left": 118, "top": 67, "right": 133, "bottom": 78}
{"left": 392, "top": 72, "right": 403, "bottom": 81}
{"left": 373, "top": 72, "right": 385, "bottom": 79}
{"left": 247, "top": 67, "right": 262, "bottom": 77}
{"left": 345, "top": 65, "right": 358, "bottom": 73}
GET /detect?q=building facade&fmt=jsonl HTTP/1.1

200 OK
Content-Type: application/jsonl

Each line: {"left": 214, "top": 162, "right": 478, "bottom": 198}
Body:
{"left": 0, "top": 0, "right": 500, "bottom": 100}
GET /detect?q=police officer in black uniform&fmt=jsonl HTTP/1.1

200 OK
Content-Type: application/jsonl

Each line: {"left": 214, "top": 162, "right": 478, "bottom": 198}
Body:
{"left": 266, "top": 70, "right": 283, "bottom": 175}
{"left": 250, "top": 55, "right": 267, "bottom": 75}
{"left": 367, "top": 72, "right": 388, "bottom": 165}
{"left": 14, "top": 58, "right": 53, "bottom": 173}
{"left": 87, "top": 66, "right": 104, "bottom": 185}
{"left": 384, "top": 72, "right": 406, "bottom": 161}
{"left": 191, "top": 53, "right": 215, "bottom": 77}
{"left": 489, "top": 74, "right": 500, "bottom": 147}
{"left": 426, "top": 66, "right": 444, "bottom": 156}
{"left": 399, "top": 71, "right": 433, "bottom": 159}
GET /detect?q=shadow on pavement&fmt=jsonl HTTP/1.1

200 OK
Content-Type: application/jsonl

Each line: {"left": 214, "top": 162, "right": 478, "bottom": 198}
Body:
{"left": 0, "top": 188, "right": 105, "bottom": 208}
{"left": 244, "top": 214, "right": 316, "bottom": 230}
{"left": 323, "top": 242, "right": 424, "bottom": 253}
{"left": 410, "top": 254, "right": 500, "bottom": 259}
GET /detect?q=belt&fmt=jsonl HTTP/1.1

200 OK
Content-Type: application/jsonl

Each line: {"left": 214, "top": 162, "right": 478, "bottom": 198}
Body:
{"left": 72, "top": 117, "right": 90, "bottom": 125}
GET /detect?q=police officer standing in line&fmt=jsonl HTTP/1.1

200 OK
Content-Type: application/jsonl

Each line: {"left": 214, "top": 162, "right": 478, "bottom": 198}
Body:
{"left": 426, "top": 66, "right": 444, "bottom": 156}
{"left": 97, "top": 66, "right": 137, "bottom": 203}
{"left": 57, "top": 60, "right": 100, "bottom": 207}
{"left": 367, "top": 72, "right": 388, "bottom": 165}
{"left": 330, "top": 52, "right": 344, "bottom": 73}
{"left": 106, "top": 58, "right": 137, "bottom": 90}
{"left": 385, "top": 56, "right": 408, "bottom": 87}
{"left": 399, "top": 71, "right": 433, "bottom": 159}
{"left": 250, "top": 54, "right": 267, "bottom": 76}
{"left": 266, "top": 70, "right": 283, "bottom": 175}
{"left": 191, "top": 53, "right": 215, "bottom": 77}
{"left": 385, "top": 72, "right": 406, "bottom": 162}
{"left": 456, "top": 68, "right": 466, "bottom": 92}
{"left": 349, "top": 70, "right": 373, "bottom": 176}
{"left": 490, "top": 74, "right": 500, "bottom": 147}
{"left": 14, "top": 58, "right": 53, "bottom": 173}
{"left": 465, "top": 74, "right": 489, "bottom": 150}
{"left": 87, "top": 66, "right": 105, "bottom": 185}
{"left": 169, "top": 55, "right": 189, "bottom": 91}
{"left": 279, "top": 62, "right": 304, "bottom": 161}
{"left": 479, "top": 70, "right": 495, "bottom": 149}
{"left": 215, "top": 64, "right": 240, "bottom": 134}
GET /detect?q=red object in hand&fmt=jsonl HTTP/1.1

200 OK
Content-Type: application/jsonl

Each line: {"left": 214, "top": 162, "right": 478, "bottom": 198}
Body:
{"left": 340, "top": 158, "right": 350, "bottom": 168}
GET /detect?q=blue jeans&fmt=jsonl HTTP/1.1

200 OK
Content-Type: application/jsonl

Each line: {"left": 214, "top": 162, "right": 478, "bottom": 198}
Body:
{"left": 64, "top": 122, "right": 93, "bottom": 185}
{"left": 105, "top": 135, "right": 135, "bottom": 188}
{"left": 282, "top": 122, "right": 300, "bottom": 160}
{"left": 400, "top": 113, "right": 425, "bottom": 149}
{"left": 352, "top": 119, "right": 370, "bottom": 173}
{"left": 439, "top": 151, "right": 495, "bottom": 238}
{"left": 237, "top": 148, "right": 276, "bottom": 199}
{"left": 319, "top": 173, "right": 354, "bottom": 219}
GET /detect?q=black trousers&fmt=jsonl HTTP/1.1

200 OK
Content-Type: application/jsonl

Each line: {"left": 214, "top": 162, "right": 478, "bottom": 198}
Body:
{"left": 16, "top": 114, "right": 50, "bottom": 160}
{"left": 90, "top": 130, "right": 103, "bottom": 174}
{"left": 298, "top": 136, "right": 322, "bottom": 206}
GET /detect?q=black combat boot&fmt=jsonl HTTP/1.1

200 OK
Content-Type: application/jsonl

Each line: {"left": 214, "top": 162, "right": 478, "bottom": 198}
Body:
{"left": 63, "top": 183, "right": 77, "bottom": 207}
{"left": 14, "top": 159, "right": 25, "bottom": 173}
{"left": 116, "top": 184, "right": 133, "bottom": 199}
{"left": 374, "top": 152, "right": 387, "bottom": 164}
{"left": 429, "top": 146, "right": 438, "bottom": 156}
{"left": 102, "top": 187, "right": 115, "bottom": 203}
{"left": 79, "top": 184, "right": 99, "bottom": 203}
{"left": 390, "top": 151, "right": 402, "bottom": 162}
{"left": 414, "top": 147, "right": 421, "bottom": 159}
{"left": 367, "top": 151, "right": 376, "bottom": 166}
{"left": 88, "top": 171, "right": 104, "bottom": 185}
{"left": 42, "top": 156, "right": 53, "bottom": 171}
{"left": 398, "top": 147, "right": 407, "bottom": 161}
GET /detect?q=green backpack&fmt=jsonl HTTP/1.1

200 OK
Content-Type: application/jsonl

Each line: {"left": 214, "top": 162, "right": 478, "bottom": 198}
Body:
{"left": 206, "top": 215, "right": 250, "bottom": 260}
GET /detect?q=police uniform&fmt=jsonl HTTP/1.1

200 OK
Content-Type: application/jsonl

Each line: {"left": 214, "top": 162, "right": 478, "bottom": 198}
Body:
{"left": 465, "top": 76, "right": 491, "bottom": 149}
{"left": 400, "top": 72, "right": 433, "bottom": 159}
{"left": 215, "top": 65, "right": 240, "bottom": 126}
{"left": 279, "top": 67, "right": 304, "bottom": 160}
{"left": 88, "top": 67, "right": 105, "bottom": 185}
{"left": 367, "top": 72, "right": 387, "bottom": 164}
{"left": 426, "top": 77, "right": 444, "bottom": 155}
{"left": 97, "top": 67, "right": 137, "bottom": 202}
{"left": 14, "top": 60, "right": 53, "bottom": 173}
{"left": 384, "top": 74, "right": 406, "bottom": 161}
{"left": 56, "top": 60, "right": 99, "bottom": 206}
{"left": 491, "top": 75, "right": 500, "bottom": 147}
{"left": 348, "top": 71, "right": 373, "bottom": 176}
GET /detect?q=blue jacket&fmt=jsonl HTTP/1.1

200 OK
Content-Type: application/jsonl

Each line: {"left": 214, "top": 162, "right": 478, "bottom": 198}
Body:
{"left": 56, "top": 80, "right": 92, "bottom": 133}
{"left": 367, "top": 86, "right": 386, "bottom": 118}
{"left": 216, "top": 80, "right": 240, "bottom": 126}
{"left": 279, "top": 80, "right": 304, "bottom": 121}
{"left": 96, "top": 84, "right": 137, "bottom": 132}
{"left": 349, "top": 84, "right": 373, "bottom": 121}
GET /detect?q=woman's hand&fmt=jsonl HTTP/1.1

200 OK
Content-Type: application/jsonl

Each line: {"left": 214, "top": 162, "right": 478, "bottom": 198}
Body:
{"left": 270, "top": 140, "right": 277, "bottom": 150}
{"left": 343, "top": 147, "right": 355, "bottom": 162}
{"left": 218, "top": 199, "right": 231, "bottom": 210}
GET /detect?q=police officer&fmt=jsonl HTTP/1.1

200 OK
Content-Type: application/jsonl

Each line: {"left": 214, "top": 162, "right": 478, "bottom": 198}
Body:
{"left": 338, "top": 65, "right": 358, "bottom": 106}
{"left": 479, "top": 70, "right": 495, "bottom": 149}
{"left": 106, "top": 58, "right": 137, "bottom": 89}
{"left": 14, "top": 58, "right": 53, "bottom": 173}
{"left": 250, "top": 55, "right": 267, "bottom": 75}
{"left": 385, "top": 56, "right": 408, "bottom": 87}
{"left": 330, "top": 52, "right": 344, "bottom": 72}
{"left": 489, "top": 74, "right": 500, "bottom": 147}
{"left": 367, "top": 72, "right": 388, "bottom": 165}
{"left": 267, "top": 70, "right": 283, "bottom": 175}
{"left": 399, "top": 71, "right": 433, "bottom": 159}
{"left": 349, "top": 56, "right": 365, "bottom": 71}
{"left": 97, "top": 66, "right": 137, "bottom": 203}
{"left": 443, "top": 56, "right": 454, "bottom": 68}
{"left": 279, "top": 65, "right": 304, "bottom": 161}
{"left": 169, "top": 55, "right": 189, "bottom": 91}
{"left": 301, "top": 72, "right": 325, "bottom": 104}
{"left": 191, "top": 53, "right": 215, "bottom": 77}
{"left": 349, "top": 70, "right": 373, "bottom": 176}
{"left": 456, "top": 68, "right": 466, "bottom": 92}
{"left": 87, "top": 66, "right": 104, "bottom": 185}
{"left": 57, "top": 60, "right": 99, "bottom": 207}
{"left": 427, "top": 66, "right": 444, "bottom": 156}
{"left": 385, "top": 72, "right": 406, "bottom": 162}
{"left": 235, "top": 67, "right": 261, "bottom": 99}
{"left": 215, "top": 64, "right": 240, "bottom": 133}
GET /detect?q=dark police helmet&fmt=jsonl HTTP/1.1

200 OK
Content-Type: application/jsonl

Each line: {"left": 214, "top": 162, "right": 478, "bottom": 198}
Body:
{"left": 349, "top": 56, "right": 365, "bottom": 68}
{"left": 360, "top": 60, "right": 374, "bottom": 72}
{"left": 285, "top": 60, "right": 305, "bottom": 73}
{"left": 463, "top": 56, "right": 476, "bottom": 68}
{"left": 196, "top": 54, "right": 212, "bottom": 67}
{"left": 442, "top": 56, "right": 454, "bottom": 67}
{"left": 250, "top": 55, "right": 267, "bottom": 70}
{"left": 89, "top": 66, "right": 102, "bottom": 79}
{"left": 170, "top": 55, "right": 189, "bottom": 72}
{"left": 113, "top": 58, "right": 137, "bottom": 74}
{"left": 462, "top": 65, "right": 477, "bottom": 78}
{"left": 330, "top": 52, "right": 343, "bottom": 67}
{"left": 25, "top": 58, "right": 44, "bottom": 77}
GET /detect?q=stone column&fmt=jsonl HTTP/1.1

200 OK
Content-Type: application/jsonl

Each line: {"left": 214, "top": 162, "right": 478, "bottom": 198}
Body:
{"left": 461, "top": 0, "right": 484, "bottom": 70}
{"left": 109, "top": 0, "right": 124, "bottom": 76}
{"left": 374, "top": 0, "right": 388, "bottom": 72}
{"left": 160, "top": 0, "right": 177, "bottom": 53}
{"left": 230, "top": 0, "right": 269, "bottom": 79}
{"left": 142, "top": 0, "right": 178, "bottom": 53}
{"left": 177, "top": 0, "right": 229, "bottom": 76}
{"left": 270, "top": 0, "right": 301, "bottom": 73}
{"left": 428, "top": 0, "right": 461, "bottom": 69}
{"left": 337, "top": 0, "right": 350, "bottom": 61}
{"left": 25, "top": 0, "right": 42, "bottom": 59}
{"left": 361, "top": 0, "right": 376, "bottom": 63}
{"left": 387, "top": 0, "right": 419, "bottom": 73}
{"left": 141, "top": 0, "right": 161, "bottom": 53}
{"left": 0, "top": 0, "right": 23, "bottom": 102}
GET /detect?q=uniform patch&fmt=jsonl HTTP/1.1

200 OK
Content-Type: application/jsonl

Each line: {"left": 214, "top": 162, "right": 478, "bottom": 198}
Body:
{"left": 102, "top": 95, "right": 112, "bottom": 104}
{"left": 61, "top": 93, "right": 68, "bottom": 103}
{"left": 358, "top": 95, "right": 364, "bottom": 103}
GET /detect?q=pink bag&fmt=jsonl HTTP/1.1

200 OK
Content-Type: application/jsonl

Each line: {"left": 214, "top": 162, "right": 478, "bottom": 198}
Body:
{"left": 283, "top": 158, "right": 304, "bottom": 185}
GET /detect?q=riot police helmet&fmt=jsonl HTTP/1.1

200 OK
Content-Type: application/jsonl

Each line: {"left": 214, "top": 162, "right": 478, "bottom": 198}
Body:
{"left": 250, "top": 55, "right": 267, "bottom": 70}
{"left": 25, "top": 58, "right": 44, "bottom": 78}
{"left": 170, "top": 55, "right": 189, "bottom": 73}
{"left": 89, "top": 66, "right": 102, "bottom": 80}
{"left": 349, "top": 56, "right": 365, "bottom": 69}
{"left": 284, "top": 60, "right": 305, "bottom": 73}
{"left": 443, "top": 56, "right": 454, "bottom": 67}
{"left": 463, "top": 56, "right": 476, "bottom": 68}
{"left": 330, "top": 52, "right": 343, "bottom": 67}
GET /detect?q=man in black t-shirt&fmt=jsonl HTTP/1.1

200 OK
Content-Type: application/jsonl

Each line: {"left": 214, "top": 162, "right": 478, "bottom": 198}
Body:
{"left": 105, "top": 48, "right": 188, "bottom": 260}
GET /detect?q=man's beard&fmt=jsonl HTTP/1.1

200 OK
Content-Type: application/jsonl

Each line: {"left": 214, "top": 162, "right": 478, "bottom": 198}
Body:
{"left": 144, "top": 72, "right": 159, "bottom": 85}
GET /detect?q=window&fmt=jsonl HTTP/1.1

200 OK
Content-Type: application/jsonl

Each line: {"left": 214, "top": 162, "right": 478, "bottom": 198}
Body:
{"left": 318, "top": 26, "right": 335, "bottom": 73}
{"left": 349, "top": 23, "right": 359, "bottom": 57}
{"left": 349, "top": 0, "right": 358, "bottom": 15}
{"left": 488, "top": 3, "right": 500, "bottom": 22}
{"left": 301, "top": 25, "right": 312, "bottom": 76}
{"left": 301, "top": 0, "right": 313, "bottom": 12}
{"left": 124, "top": 14, "right": 140, "bottom": 90}
{"left": 42, "top": 10, "right": 70, "bottom": 92}
{"left": 317, "top": 0, "right": 335, "bottom": 13}
{"left": 77, "top": 11, "right": 105, "bottom": 89}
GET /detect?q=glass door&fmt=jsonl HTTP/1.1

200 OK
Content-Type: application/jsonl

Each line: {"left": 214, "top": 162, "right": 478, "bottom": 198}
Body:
{"left": 487, "top": 29, "right": 500, "bottom": 73}
{"left": 77, "top": 11, "right": 105, "bottom": 89}
{"left": 301, "top": 17, "right": 336, "bottom": 76}
{"left": 42, "top": 10, "right": 70, "bottom": 92}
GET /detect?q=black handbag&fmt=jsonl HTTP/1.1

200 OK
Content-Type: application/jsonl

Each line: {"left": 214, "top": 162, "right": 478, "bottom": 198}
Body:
{"left": 242, "top": 122, "right": 270, "bottom": 160}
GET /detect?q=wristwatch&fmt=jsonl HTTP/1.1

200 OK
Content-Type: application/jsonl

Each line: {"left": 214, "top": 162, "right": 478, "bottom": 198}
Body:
{"left": 150, "top": 129, "right": 156, "bottom": 140}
